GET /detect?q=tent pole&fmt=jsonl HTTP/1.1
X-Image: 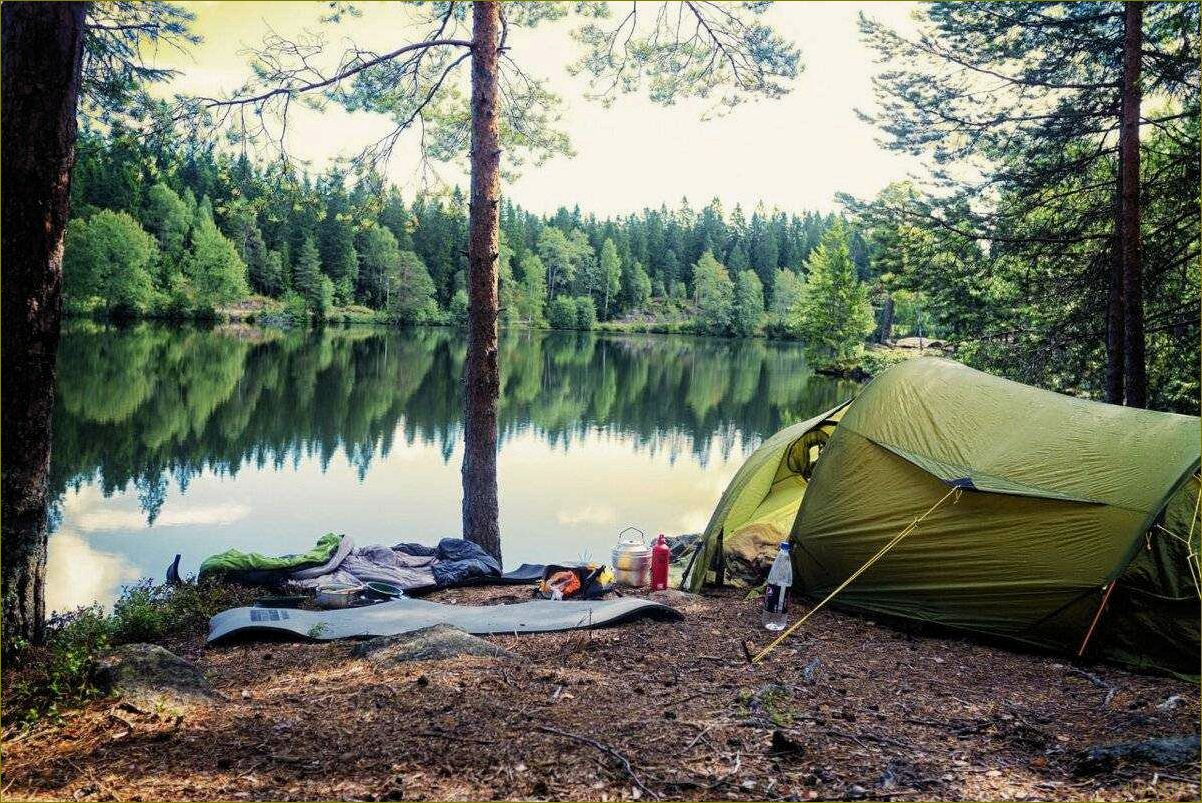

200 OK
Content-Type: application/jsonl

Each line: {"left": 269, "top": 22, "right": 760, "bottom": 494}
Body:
{"left": 1076, "top": 580, "right": 1116, "bottom": 658}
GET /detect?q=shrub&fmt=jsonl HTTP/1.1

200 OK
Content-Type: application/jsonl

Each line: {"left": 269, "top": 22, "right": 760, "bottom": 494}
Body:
{"left": 2, "top": 580, "right": 263, "bottom": 727}
{"left": 547, "top": 296, "right": 576, "bottom": 329}
{"left": 574, "top": 296, "right": 597, "bottom": 330}
{"left": 281, "top": 291, "right": 309, "bottom": 326}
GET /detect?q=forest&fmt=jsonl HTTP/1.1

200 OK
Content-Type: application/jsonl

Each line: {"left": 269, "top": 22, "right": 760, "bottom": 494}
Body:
{"left": 66, "top": 125, "right": 869, "bottom": 340}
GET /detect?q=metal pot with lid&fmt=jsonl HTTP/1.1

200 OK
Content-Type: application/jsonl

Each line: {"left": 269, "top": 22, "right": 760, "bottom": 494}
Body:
{"left": 611, "top": 526, "right": 652, "bottom": 588}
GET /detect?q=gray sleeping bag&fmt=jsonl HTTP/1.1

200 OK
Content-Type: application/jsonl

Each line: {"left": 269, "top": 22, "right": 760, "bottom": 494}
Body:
{"left": 208, "top": 596, "right": 682, "bottom": 643}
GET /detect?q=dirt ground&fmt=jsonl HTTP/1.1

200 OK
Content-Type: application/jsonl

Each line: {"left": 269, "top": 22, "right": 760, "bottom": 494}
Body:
{"left": 2, "top": 586, "right": 1198, "bottom": 802}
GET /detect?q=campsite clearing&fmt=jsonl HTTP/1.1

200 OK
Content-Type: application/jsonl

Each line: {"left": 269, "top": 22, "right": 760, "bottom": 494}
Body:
{"left": 2, "top": 585, "right": 1197, "bottom": 802}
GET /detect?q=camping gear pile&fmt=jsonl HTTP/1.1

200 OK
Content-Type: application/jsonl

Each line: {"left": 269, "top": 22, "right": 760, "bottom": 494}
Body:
{"left": 686, "top": 357, "right": 1201, "bottom": 677}
{"left": 194, "top": 534, "right": 684, "bottom": 643}
{"left": 196, "top": 535, "right": 522, "bottom": 593}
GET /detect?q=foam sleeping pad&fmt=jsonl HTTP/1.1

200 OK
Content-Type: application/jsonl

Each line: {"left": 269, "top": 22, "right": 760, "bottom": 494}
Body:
{"left": 207, "top": 596, "right": 683, "bottom": 644}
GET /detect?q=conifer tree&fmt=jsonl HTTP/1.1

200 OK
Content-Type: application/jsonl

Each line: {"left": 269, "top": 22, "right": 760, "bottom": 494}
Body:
{"left": 792, "top": 222, "right": 875, "bottom": 365}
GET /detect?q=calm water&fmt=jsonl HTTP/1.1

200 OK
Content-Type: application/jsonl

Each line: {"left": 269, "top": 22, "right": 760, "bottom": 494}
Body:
{"left": 47, "top": 322, "right": 857, "bottom": 611}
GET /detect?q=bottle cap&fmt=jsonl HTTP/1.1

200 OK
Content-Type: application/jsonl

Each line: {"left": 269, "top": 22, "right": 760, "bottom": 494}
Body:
{"left": 779, "top": 542, "right": 790, "bottom": 550}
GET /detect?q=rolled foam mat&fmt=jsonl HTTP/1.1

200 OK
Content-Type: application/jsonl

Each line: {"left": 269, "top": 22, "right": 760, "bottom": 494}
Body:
{"left": 207, "top": 595, "right": 682, "bottom": 644}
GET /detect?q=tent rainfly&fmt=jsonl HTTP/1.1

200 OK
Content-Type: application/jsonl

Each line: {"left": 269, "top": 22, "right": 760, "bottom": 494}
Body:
{"left": 683, "top": 358, "right": 1201, "bottom": 676}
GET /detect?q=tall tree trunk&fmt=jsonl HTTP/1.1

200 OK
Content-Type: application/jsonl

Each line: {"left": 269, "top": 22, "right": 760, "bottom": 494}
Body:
{"left": 1119, "top": 1, "right": 1145, "bottom": 408}
{"left": 1, "top": 2, "right": 86, "bottom": 648}
{"left": 877, "top": 292, "right": 894, "bottom": 344}
{"left": 461, "top": 0, "right": 502, "bottom": 560}
{"left": 1106, "top": 196, "right": 1125, "bottom": 405}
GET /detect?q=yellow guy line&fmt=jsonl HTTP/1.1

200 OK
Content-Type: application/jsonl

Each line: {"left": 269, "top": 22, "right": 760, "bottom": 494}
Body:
{"left": 749, "top": 485, "right": 961, "bottom": 666}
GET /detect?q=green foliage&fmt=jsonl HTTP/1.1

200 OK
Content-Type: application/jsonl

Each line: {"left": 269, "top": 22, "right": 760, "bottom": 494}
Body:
{"left": 63, "top": 210, "right": 158, "bottom": 315}
{"left": 68, "top": 129, "right": 848, "bottom": 336}
{"left": 574, "top": 295, "right": 597, "bottom": 330}
{"left": 142, "top": 182, "right": 191, "bottom": 265}
{"left": 853, "top": 3, "right": 1199, "bottom": 412}
{"left": 3, "top": 580, "right": 259, "bottom": 726}
{"left": 571, "top": 2, "right": 801, "bottom": 115}
{"left": 770, "top": 269, "right": 804, "bottom": 326}
{"left": 732, "top": 270, "right": 764, "bottom": 337}
{"left": 791, "top": 222, "right": 876, "bottom": 365}
{"left": 538, "top": 227, "right": 576, "bottom": 298}
{"left": 392, "top": 251, "right": 439, "bottom": 324}
{"left": 356, "top": 225, "right": 401, "bottom": 308}
{"left": 693, "top": 251, "right": 735, "bottom": 335}
{"left": 449, "top": 289, "right": 469, "bottom": 328}
{"left": 598, "top": 237, "right": 621, "bottom": 318}
{"left": 281, "top": 290, "right": 309, "bottom": 326}
{"left": 517, "top": 253, "right": 548, "bottom": 327}
{"left": 182, "top": 215, "right": 250, "bottom": 306}
{"left": 292, "top": 237, "right": 329, "bottom": 317}
{"left": 547, "top": 296, "right": 577, "bottom": 329}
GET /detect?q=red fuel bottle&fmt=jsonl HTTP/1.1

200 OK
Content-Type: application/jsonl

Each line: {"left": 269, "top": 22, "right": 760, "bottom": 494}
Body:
{"left": 650, "top": 533, "right": 670, "bottom": 591}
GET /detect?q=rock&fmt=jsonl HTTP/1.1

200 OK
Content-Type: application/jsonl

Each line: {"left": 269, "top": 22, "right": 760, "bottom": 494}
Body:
{"left": 1074, "top": 735, "right": 1200, "bottom": 775}
{"left": 95, "top": 643, "right": 220, "bottom": 710}
{"left": 351, "top": 624, "right": 513, "bottom": 664}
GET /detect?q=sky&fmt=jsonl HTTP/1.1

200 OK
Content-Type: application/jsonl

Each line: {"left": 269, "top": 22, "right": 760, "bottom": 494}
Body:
{"left": 154, "top": 1, "right": 923, "bottom": 217}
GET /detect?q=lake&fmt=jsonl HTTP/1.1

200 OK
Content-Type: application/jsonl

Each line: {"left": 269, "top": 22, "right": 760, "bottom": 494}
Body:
{"left": 46, "top": 322, "right": 858, "bottom": 611}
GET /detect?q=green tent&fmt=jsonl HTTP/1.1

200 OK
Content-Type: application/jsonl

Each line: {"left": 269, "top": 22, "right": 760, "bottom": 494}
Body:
{"left": 685, "top": 358, "right": 1200, "bottom": 676}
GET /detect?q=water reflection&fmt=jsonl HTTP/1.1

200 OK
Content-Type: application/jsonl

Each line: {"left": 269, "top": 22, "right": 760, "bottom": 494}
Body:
{"left": 49, "top": 322, "right": 857, "bottom": 607}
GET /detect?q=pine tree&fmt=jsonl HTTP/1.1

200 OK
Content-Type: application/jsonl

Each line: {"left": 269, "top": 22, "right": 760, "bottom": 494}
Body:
{"left": 791, "top": 222, "right": 875, "bottom": 365}
{"left": 182, "top": 215, "right": 249, "bottom": 306}
{"left": 292, "top": 236, "right": 328, "bottom": 316}
{"left": 392, "top": 251, "right": 438, "bottom": 323}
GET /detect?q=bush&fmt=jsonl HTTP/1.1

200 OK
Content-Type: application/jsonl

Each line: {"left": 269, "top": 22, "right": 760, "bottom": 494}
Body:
{"left": 574, "top": 296, "right": 597, "bottom": 330}
{"left": 2, "top": 580, "right": 263, "bottom": 726}
{"left": 3, "top": 605, "right": 110, "bottom": 726}
{"left": 281, "top": 291, "right": 309, "bottom": 326}
{"left": 547, "top": 296, "right": 576, "bottom": 329}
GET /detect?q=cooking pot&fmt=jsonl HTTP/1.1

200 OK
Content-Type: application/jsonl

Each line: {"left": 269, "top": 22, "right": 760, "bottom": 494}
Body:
{"left": 611, "top": 527, "right": 652, "bottom": 588}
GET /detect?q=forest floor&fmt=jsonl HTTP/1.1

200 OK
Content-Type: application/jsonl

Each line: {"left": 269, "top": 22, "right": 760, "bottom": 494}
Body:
{"left": 2, "top": 586, "right": 1197, "bottom": 802}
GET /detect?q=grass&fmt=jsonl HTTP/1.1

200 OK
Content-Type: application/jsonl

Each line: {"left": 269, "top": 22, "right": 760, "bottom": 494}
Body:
{"left": 2, "top": 580, "right": 262, "bottom": 728}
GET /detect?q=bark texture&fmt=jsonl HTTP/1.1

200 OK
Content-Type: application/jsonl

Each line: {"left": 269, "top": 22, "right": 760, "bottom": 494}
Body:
{"left": 1106, "top": 217, "right": 1125, "bottom": 405}
{"left": 1, "top": 2, "right": 86, "bottom": 647}
{"left": 1118, "top": 1, "right": 1145, "bottom": 408}
{"left": 461, "top": 0, "right": 502, "bottom": 560}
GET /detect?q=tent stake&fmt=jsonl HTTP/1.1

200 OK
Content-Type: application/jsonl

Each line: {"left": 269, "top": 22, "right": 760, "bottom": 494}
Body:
{"left": 1076, "top": 580, "right": 1116, "bottom": 658}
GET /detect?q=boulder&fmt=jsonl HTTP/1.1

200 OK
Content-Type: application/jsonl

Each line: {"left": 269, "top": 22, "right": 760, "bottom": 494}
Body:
{"left": 96, "top": 643, "right": 220, "bottom": 710}
{"left": 352, "top": 624, "right": 513, "bottom": 664}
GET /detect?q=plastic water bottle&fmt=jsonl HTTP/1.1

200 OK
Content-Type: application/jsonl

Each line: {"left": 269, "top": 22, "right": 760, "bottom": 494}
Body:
{"left": 762, "top": 542, "right": 792, "bottom": 631}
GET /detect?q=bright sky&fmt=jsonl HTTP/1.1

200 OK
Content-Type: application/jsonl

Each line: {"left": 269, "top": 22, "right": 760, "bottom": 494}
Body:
{"left": 155, "top": 1, "right": 923, "bottom": 216}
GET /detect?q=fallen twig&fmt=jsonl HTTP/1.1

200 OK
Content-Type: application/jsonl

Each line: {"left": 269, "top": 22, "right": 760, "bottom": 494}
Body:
{"left": 1067, "top": 668, "right": 1117, "bottom": 709}
{"left": 535, "top": 724, "right": 659, "bottom": 800}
